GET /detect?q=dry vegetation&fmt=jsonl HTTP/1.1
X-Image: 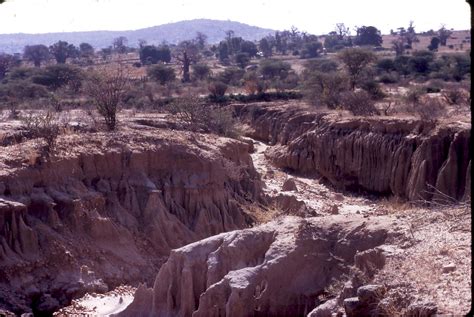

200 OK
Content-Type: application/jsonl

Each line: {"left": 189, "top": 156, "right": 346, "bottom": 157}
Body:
{"left": 0, "top": 23, "right": 471, "bottom": 316}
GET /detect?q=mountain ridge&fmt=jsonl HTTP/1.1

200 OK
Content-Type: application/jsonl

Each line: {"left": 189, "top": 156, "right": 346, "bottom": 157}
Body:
{"left": 0, "top": 19, "right": 276, "bottom": 54}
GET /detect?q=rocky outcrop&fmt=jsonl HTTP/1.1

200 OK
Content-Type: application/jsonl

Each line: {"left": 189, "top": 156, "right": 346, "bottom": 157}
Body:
{"left": 118, "top": 215, "right": 392, "bottom": 317}
{"left": 235, "top": 103, "right": 471, "bottom": 201}
{"left": 0, "top": 136, "right": 263, "bottom": 314}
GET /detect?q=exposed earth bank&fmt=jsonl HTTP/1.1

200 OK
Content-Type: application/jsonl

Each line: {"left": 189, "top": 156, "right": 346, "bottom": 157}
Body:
{"left": 0, "top": 121, "right": 263, "bottom": 315}
{"left": 235, "top": 102, "right": 471, "bottom": 202}
{"left": 0, "top": 104, "right": 470, "bottom": 316}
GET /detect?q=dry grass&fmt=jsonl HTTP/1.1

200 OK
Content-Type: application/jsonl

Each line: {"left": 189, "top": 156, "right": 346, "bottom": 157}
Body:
{"left": 372, "top": 204, "right": 471, "bottom": 315}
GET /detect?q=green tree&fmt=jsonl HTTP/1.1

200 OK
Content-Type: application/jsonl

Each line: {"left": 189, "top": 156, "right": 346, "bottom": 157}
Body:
{"left": 235, "top": 52, "right": 250, "bottom": 69}
{"left": 259, "top": 38, "right": 273, "bottom": 57}
{"left": 354, "top": 26, "right": 383, "bottom": 46}
{"left": 217, "top": 41, "right": 230, "bottom": 63}
{"left": 301, "top": 40, "right": 323, "bottom": 58}
{"left": 338, "top": 48, "right": 376, "bottom": 90}
{"left": 428, "top": 37, "right": 440, "bottom": 51}
{"left": 31, "top": 64, "right": 83, "bottom": 90}
{"left": 23, "top": 44, "right": 50, "bottom": 67}
{"left": 147, "top": 64, "right": 176, "bottom": 85}
{"left": 139, "top": 45, "right": 171, "bottom": 65}
{"left": 79, "top": 43, "right": 95, "bottom": 58}
{"left": 240, "top": 41, "right": 258, "bottom": 57}
{"left": 0, "top": 53, "right": 20, "bottom": 80}
{"left": 438, "top": 25, "right": 453, "bottom": 46}
{"left": 49, "top": 41, "right": 79, "bottom": 64}
{"left": 259, "top": 59, "right": 291, "bottom": 80}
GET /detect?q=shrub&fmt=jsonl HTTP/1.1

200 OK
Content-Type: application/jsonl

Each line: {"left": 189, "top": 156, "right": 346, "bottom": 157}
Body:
{"left": 204, "top": 107, "right": 240, "bottom": 138}
{"left": 259, "top": 59, "right": 291, "bottom": 80}
{"left": 394, "top": 56, "right": 411, "bottom": 77}
{"left": 404, "top": 87, "right": 425, "bottom": 106}
{"left": 340, "top": 90, "right": 379, "bottom": 116}
{"left": 303, "top": 59, "right": 339, "bottom": 76}
{"left": 414, "top": 97, "right": 447, "bottom": 121}
{"left": 3, "top": 66, "right": 40, "bottom": 82}
{"left": 0, "top": 80, "right": 49, "bottom": 102}
{"left": 192, "top": 63, "right": 211, "bottom": 81}
{"left": 376, "top": 58, "right": 396, "bottom": 73}
{"left": 166, "top": 96, "right": 239, "bottom": 137}
{"left": 147, "top": 65, "right": 176, "bottom": 85}
{"left": 442, "top": 87, "right": 469, "bottom": 106}
{"left": 167, "top": 96, "right": 204, "bottom": 130}
{"left": 208, "top": 81, "right": 228, "bottom": 100}
{"left": 85, "top": 66, "right": 129, "bottom": 131}
{"left": 21, "top": 111, "right": 60, "bottom": 156}
{"left": 379, "top": 73, "right": 399, "bottom": 84}
{"left": 216, "top": 67, "right": 245, "bottom": 86}
{"left": 31, "top": 64, "right": 83, "bottom": 90}
{"left": 361, "top": 80, "right": 386, "bottom": 100}
{"left": 424, "top": 79, "right": 444, "bottom": 93}
{"left": 304, "top": 71, "right": 349, "bottom": 109}
{"left": 235, "top": 52, "right": 251, "bottom": 69}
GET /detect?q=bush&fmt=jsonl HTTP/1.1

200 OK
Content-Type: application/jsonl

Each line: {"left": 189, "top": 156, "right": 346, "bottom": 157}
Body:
{"left": 376, "top": 58, "right": 396, "bottom": 73}
{"left": 442, "top": 87, "right": 469, "bottom": 106}
{"left": 192, "top": 63, "right": 211, "bottom": 81}
{"left": 166, "top": 96, "right": 239, "bottom": 137}
{"left": 204, "top": 107, "right": 240, "bottom": 138}
{"left": 85, "top": 66, "right": 129, "bottom": 131}
{"left": 21, "top": 111, "right": 60, "bottom": 156}
{"left": 216, "top": 67, "right": 245, "bottom": 86}
{"left": 304, "top": 71, "right": 349, "bottom": 109}
{"left": 0, "top": 80, "right": 49, "bottom": 102}
{"left": 3, "top": 66, "right": 40, "bottom": 82}
{"left": 229, "top": 91, "right": 302, "bottom": 103}
{"left": 271, "top": 73, "right": 299, "bottom": 93}
{"left": 424, "top": 79, "right": 444, "bottom": 93}
{"left": 303, "top": 59, "right": 339, "bottom": 76}
{"left": 404, "top": 87, "right": 425, "bottom": 106}
{"left": 414, "top": 97, "right": 447, "bottom": 121}
{"left": 340, "top": 90, "right": 379, "bottom": 116}
{"left": 235, "top": 52, "right": 251, "bottom": 69}
{"left": 361, "top": 80, "right": 386, "bottom": 100}
{"left": 259, "top": 59, "right": 291, "bottom": 80}
{"left": 394, "top": 56, "right": 411, "bottom": 77}
{"left": 147, "top": 65, "right": 176, "bottom": 85}
{"left": 379, "top": 72, "right": 399, "bottom": 84}
{"left": 208, "top": 81, "right": 228, "bottom": 100}
{"left": 31, "top": 64, "right": 83, "bottom": 90}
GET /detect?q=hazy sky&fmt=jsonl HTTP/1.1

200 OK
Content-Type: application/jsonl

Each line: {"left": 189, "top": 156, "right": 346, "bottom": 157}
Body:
{"left": 0, "top": 0, "right": 470, "bottom": 35}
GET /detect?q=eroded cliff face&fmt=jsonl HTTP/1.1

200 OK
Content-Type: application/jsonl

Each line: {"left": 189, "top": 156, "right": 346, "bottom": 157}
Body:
{"left": 235, "top": 103, "right": 471, "bottom": 202}
{"left": 0, "top": 132, "right": 262, "bottom": 314}
{"left": 118, "top": 215, "right": 393, "bottom": 317}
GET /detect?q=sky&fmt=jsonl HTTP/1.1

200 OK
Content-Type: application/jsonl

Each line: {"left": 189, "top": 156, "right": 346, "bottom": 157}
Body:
{"left": 0, "top": 0, "right": 470, "bottom": 35}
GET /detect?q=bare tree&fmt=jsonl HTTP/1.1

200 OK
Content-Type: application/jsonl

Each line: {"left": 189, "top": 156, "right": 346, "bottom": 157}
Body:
{"left": 335, "top": 23, "right": 351, "bottom": 39}
{"left": 391, "top": 38, "right": 406, "bottom": 56}
{"left": 113, "top": 36, "right": 128, "bottom": 54}
{"left": 85, "top": 65, "right": 129, "bottom": 130}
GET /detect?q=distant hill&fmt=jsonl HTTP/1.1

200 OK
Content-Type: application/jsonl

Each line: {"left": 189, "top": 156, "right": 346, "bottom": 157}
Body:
{"left": 0, "top": 19, "right": 276, "bottom": 54}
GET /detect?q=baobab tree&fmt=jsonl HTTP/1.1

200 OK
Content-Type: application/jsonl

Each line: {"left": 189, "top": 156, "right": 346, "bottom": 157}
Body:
{"left": 175, "top": 41, "right": 200, "bottom": 83}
